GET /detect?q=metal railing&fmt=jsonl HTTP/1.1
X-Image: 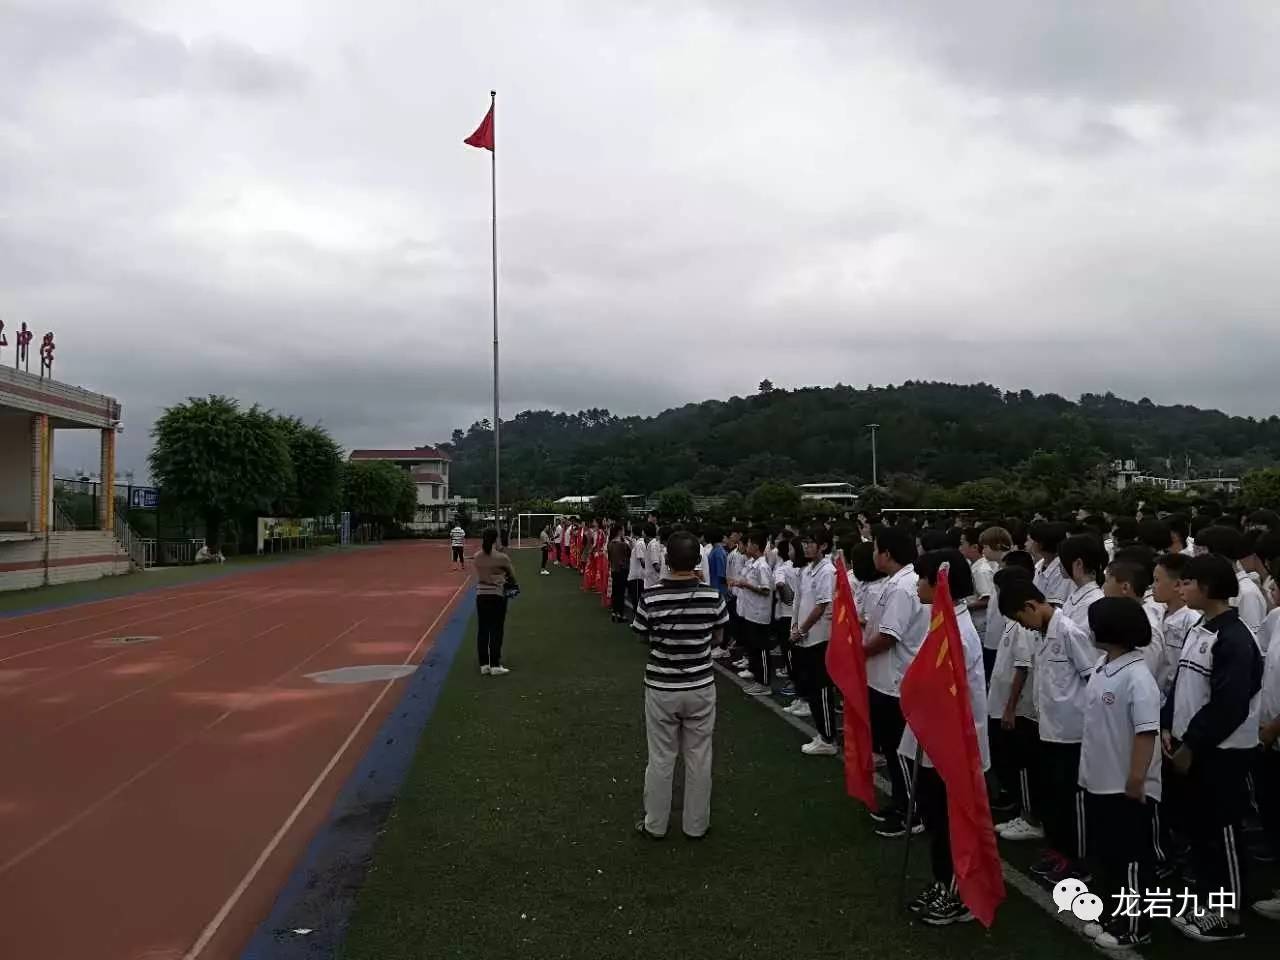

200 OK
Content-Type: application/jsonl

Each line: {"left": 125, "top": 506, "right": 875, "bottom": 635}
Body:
{"left": 158, "top": 539, "right": 205, "bottom": 565}
{"left": 53, "top": 500, "right": 78, "bottom": 531}
{"left": 114, "top": 512, "right": 154, "bottom": 570}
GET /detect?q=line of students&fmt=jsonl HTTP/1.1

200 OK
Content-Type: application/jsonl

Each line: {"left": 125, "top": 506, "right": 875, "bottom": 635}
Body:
{"left": 549, "top": 508, "right": 1280, "bottom": 943}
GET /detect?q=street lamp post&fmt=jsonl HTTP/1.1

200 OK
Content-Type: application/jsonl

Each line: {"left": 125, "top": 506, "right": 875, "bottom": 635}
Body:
{"left": 866, "top": 423, "right": 881, "bottom": 488}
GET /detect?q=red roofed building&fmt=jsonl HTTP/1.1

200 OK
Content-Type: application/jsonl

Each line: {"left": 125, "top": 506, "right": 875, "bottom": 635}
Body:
{"left": 347, "top": 446, "right": 474, "bottom": 531}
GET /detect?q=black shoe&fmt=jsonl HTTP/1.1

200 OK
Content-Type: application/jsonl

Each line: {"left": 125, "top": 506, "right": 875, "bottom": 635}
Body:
{"left": 908, "top": 882, "right": 946, "bottom": 916}
{"left": 875, "top": 817, "right": 925, "bottom": 839}
{"left": 1029, "top": 851, "right": 1065, "bottom": 878}
{"left": 869, "top": 809, "right": 890, "bottom": 824}
{"left": 634, "top": 819, "right": 665, "bottom": 840}
{"left": 990, "top": 792, "right": 1018, "bottom": 814}
{"left": 920, "top": 892, "right": 974, "bottom": 926}
{"left": 1171, "top": 911, "right": 1245, "bottom": 942}
{"left": 1094, "top": 925, "right": 1152, "bottom": 950}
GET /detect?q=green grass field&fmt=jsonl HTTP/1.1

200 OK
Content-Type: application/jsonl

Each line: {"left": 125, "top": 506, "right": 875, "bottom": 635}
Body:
{"left": 339, "top": 554, "right": 1107, "bottom": 960}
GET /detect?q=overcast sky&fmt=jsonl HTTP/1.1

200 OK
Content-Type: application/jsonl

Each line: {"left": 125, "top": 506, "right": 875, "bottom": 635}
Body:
{"left": 4, "top": 0, "right": 1280, "bottom": 477}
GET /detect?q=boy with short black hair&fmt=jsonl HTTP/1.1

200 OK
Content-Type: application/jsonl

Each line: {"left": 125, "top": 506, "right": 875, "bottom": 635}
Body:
{"left": 1162, "top": 554, "right": 1265, "bottom": 941}
{"left": 1195, "top": 525, "right": 1268, "bottom": 637}
{"left": 1029, "top": 522, "right": 1072, "bottom": 605}
{"left": 732, "top": 530, "right": 776, "bottom": 696}
{"left": 1153, "top": 552, "right": 1199, "bottom": 697}
{"left": 989, "top": 560, "right": 1044, "bottom": 843}
{"left": 960, "top": 526, "right": 994, "bottom": 655}
{"left": 1079, "top": 597, "right": 1164, "bottom": 949}
{"left": 998, "top": 576, "right": 1096, "bottom": 883}
{"left": 1057, "top": 534, "right": 1106, "bottom": 631}
{"left": 864, "top": 524, "right": 927, "bottom": 836}
{"left": 791, "top": 526, "right": 838, "bottom": 756}
{"left": 901, "top": 549, "right": 989, "bottom": 926}
{"left": 980, "top": 526, "right": 1014, "bottom": 678}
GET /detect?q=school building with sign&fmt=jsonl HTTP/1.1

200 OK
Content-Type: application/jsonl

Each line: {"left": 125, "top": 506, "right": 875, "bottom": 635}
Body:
{"left": 0, "top": 365, "right": 130, "bottom": 592}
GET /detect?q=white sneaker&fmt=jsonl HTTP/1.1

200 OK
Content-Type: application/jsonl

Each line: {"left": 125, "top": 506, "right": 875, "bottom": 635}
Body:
{"left": 736, "top": 669, "right": 754, "bottom": 680}
{"left": 744, "top": 683, "right": 772, "bottom": 696}
{"left": 1082, "top": 922, "right": 1104, "bottom": 940}
{"left": 782, "top": 700, "right": 800, "bottom": 714}
{"left": 480, "top": 665, "right": 491, "bottom": 675}
{"left": 791, "top": 701, "right": 812, "bottom": 718}
{"left": 802, "top": 737, "right": 838, "bottom": 756}
{"left": 999, "top": 818, "right": 1044, "bottom": 841}
{"left": 1254, "top": 892, "right": 1280, "bottom": 921}
{"left": 994, "top": 816, "right": 1023, "bottom": 836}
{"left": 540, "top": 569, "right": 550, "bottom": 576}
{"left": 710, "top": 648, "right": 730, "bottom": 660}
{"left": 489, "top": 665, "right": 510, "bottom": 676}
{"left": 732, "top": 659, "right": 749, "bottom": 670}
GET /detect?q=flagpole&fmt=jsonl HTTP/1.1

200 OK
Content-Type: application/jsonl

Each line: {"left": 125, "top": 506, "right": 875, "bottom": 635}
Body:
{"left": 897, "top": 743, "right": 925, "bottom": 910}
{"left": 489, "top": 89, "right": 500, "bottom": 533}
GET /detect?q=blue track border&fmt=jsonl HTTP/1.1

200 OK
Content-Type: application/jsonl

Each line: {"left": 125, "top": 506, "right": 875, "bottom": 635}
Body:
{"left": 238, "top": 587, "right": 474, "bottom": 960}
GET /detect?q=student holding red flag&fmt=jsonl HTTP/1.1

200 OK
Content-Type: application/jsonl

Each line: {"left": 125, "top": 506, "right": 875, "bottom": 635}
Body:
{"left": 828, "top": 551, "right": 878, "bottom": 810}
{"left": 898, "top": 550, "right": 1004, "bottom": 927}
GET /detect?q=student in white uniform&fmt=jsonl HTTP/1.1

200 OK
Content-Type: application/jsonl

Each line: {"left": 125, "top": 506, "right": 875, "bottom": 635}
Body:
{"left": 998, "top": 576, "right": 1096, "bottom": 886}
{"left": 1103, "top": 550, "right": 1166, "bottom": 680}
{"left": 1152, "top": 553, "right": 1201, "bottom": 698}
{"left": 724, "top": 528, "right": 746, "bottom": 655}
{"left": 734, "top": 530, "right": 775, "bottom": 696}
{"left": 1196, "top": 525, "right": 1268, "bottom": 638}
{"left": 1057, "top": 534, "right": 1106, "bottom": 632}
{"left": 1162, "top": 554, "right": 1264, "bottom": 943}
{"left": 979, "top": 526, "right": 1014, "bottom": 681}
{"left": 900, "top": 550, "right": 990, "bottom": 927}
{"left": 774, "top": 539, "right": 803, "bottom": 709}
{"left": 790, "top": 527, "right": 838, "bottom": 756}
{"left": 1029, "top": 522, "right": 1072, "bottom": 605}
{"left": 960, "top": 525, "right": 995, "bottom": 664}
{"left": 863, "top": 525, "right": 927, "bottom": 837}
{"left": 628, "top": 524, "right": 650, "bottom": 612}
{"left": 1078, "top": 598, "right": 1164, "bottom": 950}
{"left": 642, "top": 523, "right": 662, "bottom": 591}
{"left": 1254, "top": 590, "right": 1280, "bottom": 921}
{"left": 988, "top": 556, "right": 1044, "bottom": 841}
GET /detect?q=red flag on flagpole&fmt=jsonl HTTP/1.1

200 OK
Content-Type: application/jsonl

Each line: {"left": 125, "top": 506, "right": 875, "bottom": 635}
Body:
{"left": 899, "top": 566, "right": 1005, "bottom": 927}
{"left": 826, "top": 554, "right": 877, "bottom": 810}
{"left": 465, "top": 105, "right": 495, "bottom": 151}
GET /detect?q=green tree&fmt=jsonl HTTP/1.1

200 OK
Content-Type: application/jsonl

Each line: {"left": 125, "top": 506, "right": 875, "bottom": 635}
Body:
{"left": 656, "top": 486, "right": 695, "bottom": 520}
{"left": 1241, "top": 468, "right": 1280, "bottom": 510}
{"left": 719, "top": 490, "right": 747, "bottom": 522}
{"left": 276, "top": 417, "right": 343, "bottom": 518}
{"left": 149, "top": 395, "right": 292, "bottom": 548}
{"left": 747, "top": 480, "right": 801, "bottom": 523}
{"left": 343, "top": 461, "right": 417, "bottom": 525}
{"left": 591, "top": 485, "right": 629, "bottom": 521}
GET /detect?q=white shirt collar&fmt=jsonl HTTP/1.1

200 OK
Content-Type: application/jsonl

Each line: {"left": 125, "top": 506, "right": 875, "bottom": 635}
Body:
{"left": 1101, "top": 650, "right": 1145, "bottom": 676}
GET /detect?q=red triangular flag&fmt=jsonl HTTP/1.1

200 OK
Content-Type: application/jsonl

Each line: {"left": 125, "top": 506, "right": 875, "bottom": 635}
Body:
{"left": 465, "top": 105, "right": 495, "bottom": 151}
{"left": 899, "top": 566, "right": 1005, "bottom": 927}
{"left": 826, "top": 555, "right": 877, "bottom": 810}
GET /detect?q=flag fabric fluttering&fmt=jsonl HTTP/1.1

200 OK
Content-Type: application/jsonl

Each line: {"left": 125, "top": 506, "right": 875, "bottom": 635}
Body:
{"left": 464, "top": 105, "right": 495, "bottom": 151}
{"left": 826, "top": 554, "right": 877, "bottom": 811}
{"left": 898, "top": 565, "right": 1006, "bottom": 927}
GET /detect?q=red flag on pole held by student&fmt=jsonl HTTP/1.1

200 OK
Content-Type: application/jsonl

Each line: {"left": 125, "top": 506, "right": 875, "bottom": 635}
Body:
{"left": 464, "top": 104, "right": 495, "bottom": 151}
{"left": 826, "top": 554, "right": 877, "bottom": 811}
{"left": 899, "top": 565, "right": 1005, "bottom": 927}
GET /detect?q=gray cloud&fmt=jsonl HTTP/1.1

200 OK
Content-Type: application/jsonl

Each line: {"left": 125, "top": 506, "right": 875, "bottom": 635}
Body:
{"left": 3, "top": 0, "right": 1280, "bottom": 484}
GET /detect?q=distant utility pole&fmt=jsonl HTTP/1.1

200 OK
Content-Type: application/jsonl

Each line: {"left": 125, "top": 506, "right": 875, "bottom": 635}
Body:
{"left": 866, "top": 423, "right": 881, "bottom": 488}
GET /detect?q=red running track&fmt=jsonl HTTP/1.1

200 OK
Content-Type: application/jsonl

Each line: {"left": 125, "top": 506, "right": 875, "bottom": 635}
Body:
{"left": 0, "top": 542, "right": 472, "bottom": 960}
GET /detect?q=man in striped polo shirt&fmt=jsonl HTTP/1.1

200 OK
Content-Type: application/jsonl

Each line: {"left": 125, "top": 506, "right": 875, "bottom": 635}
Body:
{"left": 632, "top": 530, "right": 728, "bottom": 840}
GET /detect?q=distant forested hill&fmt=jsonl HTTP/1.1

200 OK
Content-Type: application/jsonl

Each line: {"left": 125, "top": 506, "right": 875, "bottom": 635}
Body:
{"left": 436, "top": 381, "right": 1280, "bottom": 505}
